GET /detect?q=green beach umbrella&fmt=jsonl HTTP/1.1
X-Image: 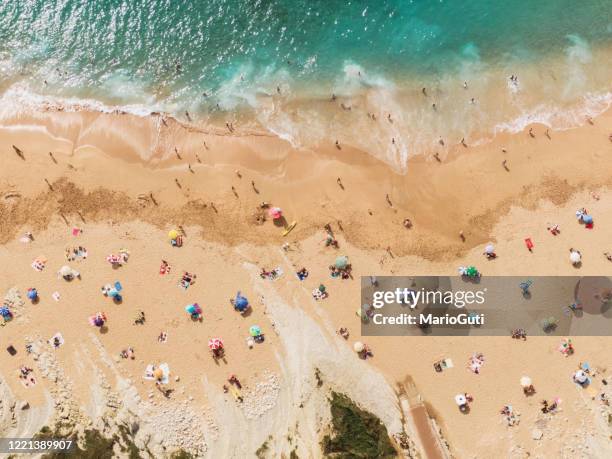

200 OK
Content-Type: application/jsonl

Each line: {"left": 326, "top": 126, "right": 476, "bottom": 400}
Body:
{"left": 249, "top": 325, "right": 262, "bottom": 337}
{"left": 335, "top": 256, "right": 349, "bottom": 269}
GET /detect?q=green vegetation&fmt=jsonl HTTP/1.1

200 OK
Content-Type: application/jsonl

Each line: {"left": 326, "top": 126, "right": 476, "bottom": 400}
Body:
{"left": 35, "top": 424, "right": 142, "bottom": 459}
{"left": 169, "top": 450, "right": 195, "bottom": 459}
{"left": 255, "top": 436, "right": 272, "bottom": 458}
{"left": 321, "top": 392, "right": 397, "bottom": 458}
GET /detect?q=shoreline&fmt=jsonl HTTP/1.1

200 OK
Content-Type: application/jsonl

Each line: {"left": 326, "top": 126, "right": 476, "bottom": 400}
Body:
{"left": 1, "top": 102, "right": 612, "bottom": 260}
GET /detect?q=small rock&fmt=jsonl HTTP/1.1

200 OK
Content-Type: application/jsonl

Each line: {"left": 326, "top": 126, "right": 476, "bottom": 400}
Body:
{"left": 531, "top": 428, "right": 543, "bottom": 440}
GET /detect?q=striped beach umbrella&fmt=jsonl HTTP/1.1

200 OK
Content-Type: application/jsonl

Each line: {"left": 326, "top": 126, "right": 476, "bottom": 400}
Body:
{"left": 208, "top": 338, "right": 223, "bottom": 350}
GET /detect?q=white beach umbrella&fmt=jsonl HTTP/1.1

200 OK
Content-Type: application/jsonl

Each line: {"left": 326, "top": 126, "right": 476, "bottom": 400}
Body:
{"left": 485, "top": 244, "right": 495, "bottom": 254}
{"left": 574, "top": 370, "right": 587, "bottom": 384}
{"left": 59, "top": 265, "right": 73, "bottom": 277}
{"left": 454, "top": 394, "right": 467, "bottom": 406}
{"left": 569, "top": 251, "right": 581, "bottom": 264}
{"left": 520, "top": 376, "right": 532, "bottom": 387}
{"left": 353, "top": 341, "right": 364, "bottom": 353}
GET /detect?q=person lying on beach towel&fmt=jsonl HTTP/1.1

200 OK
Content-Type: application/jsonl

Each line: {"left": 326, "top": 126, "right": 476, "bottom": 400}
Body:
{"left": 31, "top": 256, "right": 47, "bottom": 272}
{"left": 312, "top": 285, "right": 328, "bottom": 300}
{"left": 48, "top": 332, "right": 65, "bottom": 348}
{"left": 179, "top": 272, "right": 196, "bottom": 289}
{"left": 159, "top": 260, "right": 171, "bottom": 275}
{"left": 260, "top": 267, "right": 283, "bottom": 280}
{"left": 19, "top": 366, "right": 36, "bottom": 387}
{"left": 467, "top": 353, "right": 485, "bottom": 374}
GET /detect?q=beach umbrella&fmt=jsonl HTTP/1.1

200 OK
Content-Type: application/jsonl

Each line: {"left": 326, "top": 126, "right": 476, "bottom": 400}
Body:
{"left": 154, "top": 368, "right": 164, "bottom": 381}
{"left": 268, "top": 207, "right": 282, "bottom": 219}
{"left": 520, "top": 376, "right": 532, "bottom": 387}
{"left": 185, "top": 303, "right": 202, "bottom": 315}
{"left": 335, "top": 256, "right": 349, "bottom": 269}
{"left": 168, "top": 229, "right": 179, "bottom": 240}
{"left": 59, "top": 265, "right": 73, "bottom": 278}
{"left": 466, "top": 266, "right": 478, "bottom": 277}
{"left": 353, "top": 341, "right": 364, "bottom": 353}
{"left": 234, "top": 292, "right": 249, "bottom": 311}
{"left": 0, "top": 306, "right": 11, "bottom": 318}
{"left": 574, "top": 370, "right": 588, "bottom": 384}
{"left": 454, "top": 394, "right": 467, "bottom": 406}
{"left": 569, "top": 251, "right": 581, "bottom": 264}
{"left": 582, "top": 214, "right": 593, "bottom": 224}
{"left": 90, "top": 312, "right": 107, "bottom": 327}
{"left": 249, "top": 325, "right": 262, "bottom": 337}
{"left": 27, "top": 288, "right": 38, "bottom": 300}
{"left": 208, "top": 338, "right": 223, "bottom": 350}
{"left": 485, "top": 244, "right": 495, "bottom": 254}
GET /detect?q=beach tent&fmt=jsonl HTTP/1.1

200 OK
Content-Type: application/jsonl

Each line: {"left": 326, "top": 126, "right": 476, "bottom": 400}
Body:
{"left": 335, "top": 256, "right": 349, "bottom": 269}
{"left": 208, "top": 338, "right": 224, "bottom": 350}
{"left": 353, "top": 341, "right": 364, "bottom": 353}
{"left": 249, "top": 325, "right": 262, "bottom": 337}
{"left": 520, "top": 376, "right": 532, "bottom": 387}
{"left": 454, "top": 394, "right": 467, "bottom": 406}
{"left": 268, "top": 207, "right": 282, "bottom": 220}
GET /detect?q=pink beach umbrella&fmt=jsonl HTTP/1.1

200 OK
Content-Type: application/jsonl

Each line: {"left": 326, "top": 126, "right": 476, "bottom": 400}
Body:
{"left": 106, "top": 254, "right": 122, "bottom": 265}
{"left": 208, "top": 338, "right": 224, "bottom": 350}
{"left": 89, "top": 312, "right": 107, "bottom": 327}
{"left": 268, "top": 207, "right": 282, "bottom": 220}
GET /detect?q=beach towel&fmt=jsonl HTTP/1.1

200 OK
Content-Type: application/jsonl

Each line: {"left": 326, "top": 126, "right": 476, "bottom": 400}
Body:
{"left": 262, "top": 267, "right": 284, "bottom": 280}
{"left": 31, "top": 257, "right": 47, "bottom": 272}
{"left": 312, "top": 289, "right": 327, "bottom": 300}
{"left": 468, "top": 353, "right": 485, "bottom": 374}
{"left": 72, "top": 227, "right": 82, "bottom": 236}
{"left": 159, "top": 261, "right": 171, "bottom": 275}
{"left": 143, "top": 364, "right": 155, "bottom": 380}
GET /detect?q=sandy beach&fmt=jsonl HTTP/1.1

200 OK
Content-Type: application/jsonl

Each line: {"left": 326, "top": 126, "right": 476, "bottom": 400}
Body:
{"left": 1, "top": 98, "right": 612, "bottom": 458}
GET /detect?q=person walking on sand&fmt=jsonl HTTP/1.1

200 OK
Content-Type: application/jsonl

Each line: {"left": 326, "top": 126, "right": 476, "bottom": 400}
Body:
{"left": 502, "top": 159, "right": 509, "bottom": 171}
{"left": 386, "top": 194, "right": 392, "bottom": 206}
{"left": 335, "top": 140, "right": 341, "bottom": 149}
{"left": 529, "top": 128, "right": 535, "bottom": 138}
{"left": 604, "top": 252, "right": 612, "bottom": 262}
{"left": 336, "top": 178, "right": 344, "bottom": 189}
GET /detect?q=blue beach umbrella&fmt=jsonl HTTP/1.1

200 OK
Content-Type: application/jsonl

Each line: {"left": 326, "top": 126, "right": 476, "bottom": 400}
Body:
{"left": 27, "top": 288, "right": 38, "bottom": 300}
{"left": 0, "top": 306, "right": 11, "bottom": 318}
{"left": 234, "top": 292, "right": 249, "bottom": 311}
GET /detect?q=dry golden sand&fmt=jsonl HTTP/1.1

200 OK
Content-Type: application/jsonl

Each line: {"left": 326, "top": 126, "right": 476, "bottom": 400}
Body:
{"left": 0, "top": 106, "right": 611, "bottom": 458}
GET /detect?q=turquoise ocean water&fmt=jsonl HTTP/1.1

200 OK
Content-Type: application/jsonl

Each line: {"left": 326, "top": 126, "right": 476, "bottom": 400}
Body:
{"left": 1, "top": 1, "right": 611, "bottom": 168}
